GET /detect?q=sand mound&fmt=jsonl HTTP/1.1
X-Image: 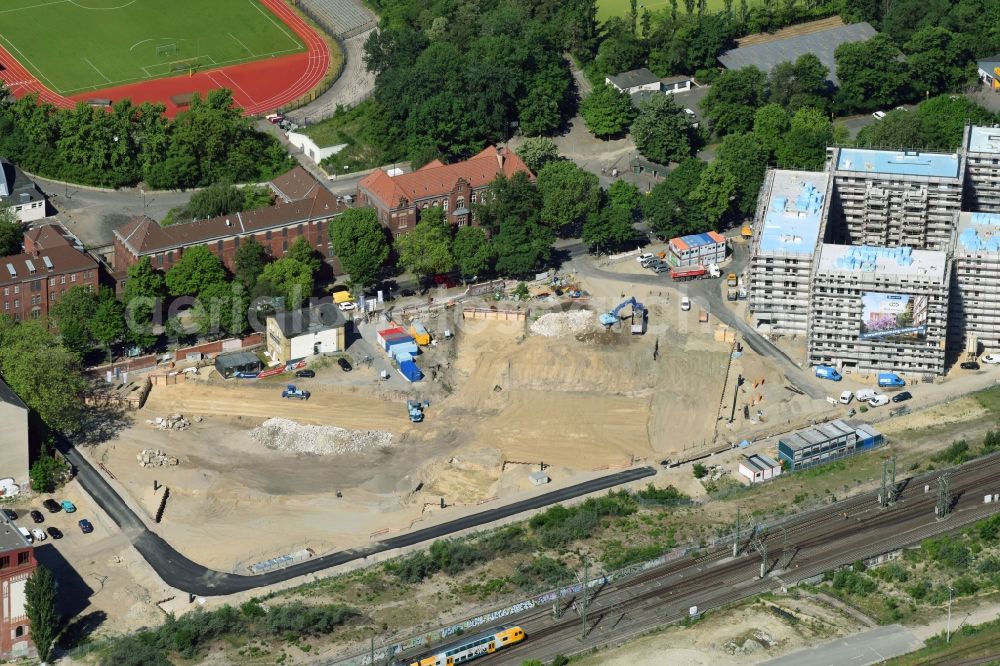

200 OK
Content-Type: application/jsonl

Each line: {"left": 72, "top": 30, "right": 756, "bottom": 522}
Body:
{"left": 249, "top": 417, "right": 393, "bottom": 455}
{"left": 530, "top": 310, "right": 595, "bottom": 337}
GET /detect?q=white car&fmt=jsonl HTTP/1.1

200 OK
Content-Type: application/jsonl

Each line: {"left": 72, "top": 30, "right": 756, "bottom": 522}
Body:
{"left": 872, "top": 111, "right": 887, "bottom": 120}
{"left": 31, "top": 528, "right": 46, "bottom": 542}
{"left": 855, "top": 389, "right": 879, "bottom": 402}
{"left": 868, "top": 394, "right": 890, "bottom": 407}
{"left": 338, "top": 301, "right": 357, "bottom": 312}
{"left": 680, "top": 296, "right": 691, "bottom": 311}
{"left": 637, "top": 253, "right": 654, "bottom": 264}
{"left": 983, "top": 354, "right": 1000, "bottom": 364}
{"left": 839, "top": 390, "right": 853, "bottom": 405}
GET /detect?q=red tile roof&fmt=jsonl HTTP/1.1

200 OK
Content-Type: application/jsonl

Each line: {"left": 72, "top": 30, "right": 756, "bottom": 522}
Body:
{"left": 270, "top": 166, "right": 325, "bottom": 202}
{"left": 358, "top": 146, "right": 534, "bottom": 210}
{"left": 0, "top": 227, "right": 96, "bottom": 288}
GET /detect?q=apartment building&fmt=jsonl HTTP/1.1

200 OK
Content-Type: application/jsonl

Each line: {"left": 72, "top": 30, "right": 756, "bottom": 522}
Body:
{"left": 950, "top": 212, "right": 1000, "bottom": 354}
{"left": 748, "top": 170, "right": 833, "bottom": 333}
{"left": 807, "top": 244, "right": 951, "bottom": 376}
{"left": 827, "top": 146, "right": 964, "bottom": 251}
{"left": 964, "top": 125, "right": 1000, "bottom": 213}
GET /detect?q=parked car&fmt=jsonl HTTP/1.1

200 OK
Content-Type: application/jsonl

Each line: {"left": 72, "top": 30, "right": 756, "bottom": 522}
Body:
{"left": 265, "top": 113, "right": 285, "bottom": 124}
{"left": 1, "top": 509, "right": 16, "bottom": 520}
{"left": 30, "top": 510, "right": 43, "bottom": 524}
{"left": 46, "top": 527, "right": 63, "bottom": 539}
{"left": 855, "top": 389, "right": 879, "bottom": 402}
{"left": 872, "top": 110, "right": 887, "bottom": 120}
{"left": 78, "top": 519, "right": 94, "bottom": 534}
{"left": 652, "top": 263, "right": 670, "bottom": 273}
{"left": 815, "top": 365, "right": 842, "bottom": 382}
{"left": 433, "top": 275, "right": 457, "bottom": 288}
{"left": 680, "top": 296, "right": 691, "bottom": 311}
{"left": 60, "top": 500, "right": 76, "bottom": 513}
{"left": 338, "top": 301, "right": 357, "bottom": 311}
{"left": 31, "top": 528, "right": 46, "bottom": 542}
{"left": 868, "top": 394, "right": 891, "bottom": 407}
{"left": 295, "top": 369, "right": 315, "bottom": 378}
{"left": 891, "top": 391, "right": 912, "bottom": 403}
{"left": 337, "top": 358, "right": 352, "bottom": 372}
{"left": 839, "top": 390, "right": 853, "bottom": 405}
{"left": 637, "top": 253, "right": 654, "bottom": 264}
{"left": 400, "top": 289, "right": 416, "bottom": 297}
{"left": 42, "top": 499, "right": 61, "bottom": 513}
{"left": 961, "top": 361, "right": 980, "bottom": 370}
{"left": 983, "top": 354, "right": 1000, "bottom": 364}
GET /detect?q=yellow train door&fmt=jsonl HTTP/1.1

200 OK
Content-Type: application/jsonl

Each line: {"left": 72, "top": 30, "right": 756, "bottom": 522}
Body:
{"left": 487, "top": 641, "right": 496, "bottom": 653}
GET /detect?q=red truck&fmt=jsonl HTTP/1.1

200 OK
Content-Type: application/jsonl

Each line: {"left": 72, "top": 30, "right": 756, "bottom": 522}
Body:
{"left": 670, "top": 265, "right": 707, "bottom": 281}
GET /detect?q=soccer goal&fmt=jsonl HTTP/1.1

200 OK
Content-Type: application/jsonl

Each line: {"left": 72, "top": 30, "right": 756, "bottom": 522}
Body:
{"left": 168, "top": 57, "right": 203, "bottom": 73}
{"left": 156, "top": 43, "right": 179, "bottom": 58}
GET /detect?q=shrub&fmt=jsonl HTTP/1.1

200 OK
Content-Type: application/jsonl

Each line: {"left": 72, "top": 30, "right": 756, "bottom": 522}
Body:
{"left": 693, "top": 463, "right": 708, "bottom": 479}
{"left": 636, "top": 484, "right": 689, "bottom": 503}
{"left": 512, "top": 557, "right": 571, "bottom": 590}
{"left": 933, "top": 439, "right": 972, "bottom": 465}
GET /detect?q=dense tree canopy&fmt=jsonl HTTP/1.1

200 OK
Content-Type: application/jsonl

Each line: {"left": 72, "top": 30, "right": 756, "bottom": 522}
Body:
{"left": 453, "top": 226, "right": 495, "bottom": 278}
{"left": 475, "top": 172, "right": 552, "bottom": 275}
{"left": 834, "top": 35, "right": 912, "bottom": 114}
{"left": 259, "top": 258, "right": 314, "bottom": 309}
{"left": 700, "top": 66, "right": 767, "bottom": 136}
{"left": 396, "top": 209, "right": 455, "bottom": 278}
{"left": 580, "top": 84, "right": 637, "bottom": 139}
{"left": 857, "top": 95, "right": 998, "bottom": 152}
{"left": 0, "top": 206, "right": 22, "bottom": 256}
{"left": 329, "top": 208, "right": 389, "bottom": 288}
{"left": 766, "top": 53, "right": 831, "bottom": 114}
{"left": 630, "top": 93, "right": 698, "bottom": 165}
{"left": 536, "top": 160, "right": 602, "bottom": 234}
{"left": 643, "top": 158, "right": 706, "bottom": 238}
{"left": 165, "top": 245, "right": 228, "bottom": 298}
{"left": 516, "top": 137, "right": 560, "bottom": 173}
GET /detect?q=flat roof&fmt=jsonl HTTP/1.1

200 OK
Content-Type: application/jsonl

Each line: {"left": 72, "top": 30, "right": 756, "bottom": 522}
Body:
{"left": 271, "top": 302, "right": 345, "bottom": 338}
{"left": 835, "top": 147, "right": 961, "bottom": 179}
{"left": 758, "top": 170, "right": 830, "bottom": 257}
{"left": 817, "top": 244, "right": 948, "bottom": 280}
{"left": 670, "top": 231, "right": 725, "bottom": 251}
{"left": 0, "top": 515, "right": 30, "bottom": 551}
{"left": 718, "top": 22, "right": 876, "bottom": 86}
{"left": 606, "top": 67, "right": 660, "bottom": 89}
{"left": 214, "top": 351, "right": 261, "bottom": 369}
{"left": 742, "top": 453, "right": 781, "bottom": 472}
{"left": 968, "top": 126, "right": 1000, "bottom": 154}
{"left": 957, "top": 212, "right": 1000, "bottom": 253}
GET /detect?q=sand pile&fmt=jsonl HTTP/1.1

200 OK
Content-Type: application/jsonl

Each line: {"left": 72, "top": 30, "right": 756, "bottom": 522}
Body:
{"left": 530, "top": 310, "right": 594, "bottom": 337}
{"left": 249, "top": 418, "right": 393, "bottom": 455}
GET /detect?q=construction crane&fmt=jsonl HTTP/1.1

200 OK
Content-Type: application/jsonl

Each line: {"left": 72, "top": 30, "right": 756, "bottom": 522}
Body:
{"left": 599, "top": 297, "right": 645, "bottom": 334}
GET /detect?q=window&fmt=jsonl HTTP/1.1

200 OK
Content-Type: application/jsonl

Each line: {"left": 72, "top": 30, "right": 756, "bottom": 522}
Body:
{"left": 266, "top": 231, "right": 272, "bottom": 241}
{"left": 282, "top": 240, "right": 288, "bottom": 252}
{"left": 17, "top": 551, "right": 29, "bottom": 565}
{"left": 71, "top": 273, "right": 76, "bottom": 282}
{"left": 471, "top": 192, "right": 477, "bottom": 203}
{"left": 13, "top": 299, "right": 18, "bottom": 308}
{"left": 13, "top": 285, "right": 19, "bottom": 294}
{"left": 0, "top": 556, "right": 8, "bottom": 569}
{"left": 282, "top": 227, "right": 288, "bottom": 237}
{"left": 14, "top": 626, "right": 23, "bottom": 637}
{"left": 443, "top": 199, "right": 448, "bottom": 212}
{"left": 48, "top": 278, "right": 55, "bottom": 287}
{"left": 30, "top": 309, "right": 39, "bottom": 319}
{"left": 217, "top": 240, "right": 223, "bottom": 252}
{"left": 2, "top": 287, "right": 6, "bottom": 296}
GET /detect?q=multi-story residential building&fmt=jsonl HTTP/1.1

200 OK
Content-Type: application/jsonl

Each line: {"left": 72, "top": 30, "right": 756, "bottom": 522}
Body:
{"left": 950, "top": 212, "right": 1000, "bottom": 354}
{"left": 356, "top": 146, "right": 534, "bottom": 238}
{"left": 827, "top": 145, "right": 964, "bottom": 251}
{"left": 807, "top": 244, "right": 951, "bottom": 376}
{"left": 748, "top": 170, "right": 833, "bottom": 333}
{"left": 0, "top": 158, "right": 46, "bottom": 224}
{"left": 113, "top": 168, "right": 344, "bottom": 285}
{"left": 964, "top": 125, "right": 1000, "bottom": 213}
{"left": 0, "top": 224, "right": 98, "bottom": 322}
{"left": 0, "top": 514, "right": 36, "bottom": 660}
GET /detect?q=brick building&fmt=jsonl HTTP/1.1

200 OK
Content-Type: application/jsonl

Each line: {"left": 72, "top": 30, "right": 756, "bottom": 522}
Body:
{"left": 0, "top": 223, "right": 98, "bottom": 322}
{"left": 112, "top": 168, "right": 345, "bottom": 286}
{"left": 0, "top": 514, "right": 36, "bottom": 660}
{"left": 356, "top": 146, "right": 534, "bottom": 237}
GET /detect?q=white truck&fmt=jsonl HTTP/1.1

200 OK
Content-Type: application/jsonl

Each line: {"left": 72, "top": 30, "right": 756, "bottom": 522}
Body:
{"left": 708, "top": 264, "right": 721, "bottom": 278}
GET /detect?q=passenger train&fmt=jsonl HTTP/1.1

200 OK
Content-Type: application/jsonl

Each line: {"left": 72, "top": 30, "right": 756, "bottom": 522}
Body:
{"left": 402, "top": 625, "right": 525, "bottom": 666}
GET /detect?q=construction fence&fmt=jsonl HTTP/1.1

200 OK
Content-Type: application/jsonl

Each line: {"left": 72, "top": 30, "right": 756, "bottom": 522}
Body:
{"left": 175, "top": 333, "right": 263, "bottom": 361}
{"left": 462, "top": 307, "right": 528, "bottom": 322}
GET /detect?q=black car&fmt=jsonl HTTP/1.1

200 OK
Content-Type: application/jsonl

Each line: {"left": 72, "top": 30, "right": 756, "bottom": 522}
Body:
{"left": 400, "top": 289, "right": 416, "bottom": 297}
{"left": 295, "top": 369, "right": 315, "bottom": 378}
{"left": 30, "top": 510, "right": 44, "bottom": 524}
{"left": 891, "top": 391, "right": 912, "bottom": 403}
{"left": 78, "top": 519, "right": 94, "bottom": 534}
{"left": 337, "top": 358, "right": 353, "bottom": 372}
{"left": 46, "top": 527, "right": 63, "bottom": 540}
{"left": 961, "top": 361, "right": 980, "bottom": 370}
{"left": 1, "top": 509, "right": 16, "bottom": 520}
{"left": 42, "top": 499, "right": 61, "bottom": 513}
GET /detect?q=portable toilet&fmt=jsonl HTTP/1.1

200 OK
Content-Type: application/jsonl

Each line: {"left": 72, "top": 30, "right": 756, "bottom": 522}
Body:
{"left": 409, "top": 321, "right": 430, "bottom": 346}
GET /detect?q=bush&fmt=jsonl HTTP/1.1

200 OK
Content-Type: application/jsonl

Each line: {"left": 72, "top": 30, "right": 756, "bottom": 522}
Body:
{"left": 29, "top": 454, "right": 69, "bottom": 494}
{"left": 906, "top": 579, "right": 932, "bottom": 600}
{"left": 871, "top": 563, "right": 909, "bottom": 583}
{"left": 512, "top": 557, "right": 571, "bottom": 590}
{"left": 636, "top": 484, "right": 689, "bottom": 503}
{"left": 391, "top": 551, "right": 440, "bottom": 583}
{"left": 693, "top": 463, "right": 708, "bottom": 479}
{"left": 102, "top": 634, "right": 172, "bottom": 666}
{"left": 933, "top": 439, "right": 973, "bottom": 465}
{"left": 921, "top": 536, "right": 971, "bottom": 569}
{"left": 953, "top": 576, "right": 980, "bottom": 596}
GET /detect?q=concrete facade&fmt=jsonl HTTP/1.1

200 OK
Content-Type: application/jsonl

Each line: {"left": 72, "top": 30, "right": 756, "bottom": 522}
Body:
{"left": 0, "top": 159, "right": 45, "bottom": 224}
{"left": 0, "top": 379, "right": 29, "bottom": 493}
{"left": 964, "top": 125, "right": 1000, "bottom": 213}
{"left": 951, "top": 212, "right": 1000, "bottom": 355}
{"left": 266, "top": 303, "right": 346, "bottom": 365}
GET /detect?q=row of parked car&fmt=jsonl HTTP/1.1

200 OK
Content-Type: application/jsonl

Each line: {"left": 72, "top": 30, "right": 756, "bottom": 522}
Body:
{"left": 839, "top": 389, "right": 911, "bottom": 408}
{"left": 637, "top": 253, "right": 670, "bottom": 274}
{"left": 3, "top": 500, "right": 93, "bottom": 543}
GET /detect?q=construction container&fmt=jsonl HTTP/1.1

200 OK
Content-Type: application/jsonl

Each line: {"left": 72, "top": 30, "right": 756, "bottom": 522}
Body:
{"left": 377, "top": 327, "right": 405, "bottom": 348}
{"left": 398, "top": 360, "right": 423, "bottom": 382}
{"left": 333, "top": 290, "right": 354, "bottom": 304}
{"left": 381, "top": 331, "right": 411, "bottom": 351}
{"left": 409, "top": 321, "right": 430, "bottom": 346}
{"left": 388, "top": 338, "right": 419, "bottom": 357}
{"left": 394, "top": 351, "right": 414, "bottom": 364}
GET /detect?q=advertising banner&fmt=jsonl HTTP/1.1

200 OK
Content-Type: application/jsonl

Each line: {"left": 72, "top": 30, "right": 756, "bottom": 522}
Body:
{"left": 859, "top": 292, "right": 928, "bottom": 340}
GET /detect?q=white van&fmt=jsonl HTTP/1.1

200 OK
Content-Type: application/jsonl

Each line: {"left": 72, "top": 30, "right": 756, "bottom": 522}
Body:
{"left": 855, "top": 389, "right": 879, "bottom": 402}
{"left": 868, "top": 394, "right": 890, "bottom": 407}
{"left": 17, "top": 526, "right": 32, "bottom": 543}
{"left": 839, "top": 390, "right": 853, "bottom": 405}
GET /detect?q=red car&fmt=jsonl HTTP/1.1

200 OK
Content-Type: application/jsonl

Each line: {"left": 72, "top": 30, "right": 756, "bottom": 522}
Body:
{"left": 433, "top": 275, "right": 457, "bottom": 288}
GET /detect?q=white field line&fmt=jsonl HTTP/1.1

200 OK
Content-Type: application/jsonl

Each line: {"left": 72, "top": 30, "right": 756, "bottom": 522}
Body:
{"left": 248, "top": 0, "right": 300, "bottom": 48}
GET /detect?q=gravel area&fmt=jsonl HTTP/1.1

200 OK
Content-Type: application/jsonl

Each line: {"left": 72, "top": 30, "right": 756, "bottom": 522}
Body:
{"left": 249, "top": 417, "right": 393, "bottom": 455}
{"left": 529, "top": 310, "right": 595, "bottom": 337}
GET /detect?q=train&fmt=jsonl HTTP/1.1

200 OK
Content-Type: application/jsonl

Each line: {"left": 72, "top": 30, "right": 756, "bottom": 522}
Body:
{"left": 401, "top": 625, "right": 525, "bottom": 666}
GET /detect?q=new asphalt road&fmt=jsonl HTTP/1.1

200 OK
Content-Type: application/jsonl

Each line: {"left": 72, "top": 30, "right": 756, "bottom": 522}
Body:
{"left": 56, "top": 435, "right": 654, "bottom": 596}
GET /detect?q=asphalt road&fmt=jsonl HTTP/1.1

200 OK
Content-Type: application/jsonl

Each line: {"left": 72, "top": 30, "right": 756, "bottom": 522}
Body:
{"left": 57, "top": 433, "right": 654, "bottom": 596}
{"left": 762, "top": 624, "right": 921, "bottom": 666}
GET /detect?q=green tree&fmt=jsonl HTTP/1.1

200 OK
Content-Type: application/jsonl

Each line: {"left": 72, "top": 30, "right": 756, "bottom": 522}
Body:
{"left": 752, "top": 104, "right": 790, "bottom": 158}
{"left": 91, "top": 288, "right": 127, "bottom": 361}
{"left": 396, "top": 209, "right": 455, "bottom": 279}
{"left": 579, "top": 84, "right": 637, "bottom": 139}
{"left": 25, "top": 566, "right": 58, "bottom": 663}
{"left": 716, "top": 132, "right": 769, "bottom": 216}
{"left": 475, "top": 172, "right": 541, "bottom": 234}
{"left": 29, "top": 454, "right": 68, "bottom": 494}
{"left": 122, "top": 257, "right": 165, "bottom": 351}
{"left": 165, "top": 245, "right": 228, "bottom": 297}
{"left": 284, "top": 236, "right": 322, "bottom": 275}
{"left": 234, "top": 236, "right": 268, "bottom": 289}
{"left": 643, "top": 158, "right": 705, "bottom": 238}
{"left": 834, "top": 35, "right": 912, "bottom": 113}
{"left": 536, "top": 160, "right": 601, "bottom": 234}
{"left": 259, "top": 258, "right": 314, "bottom": 309}
{"left": 49, "top": 286, "right": 97, "bottom": 358}
{"left": 595, "top": 18, "right": 646, "bottom": 75}
{"left": 516, "top": 137, "right": 560, "bottom": 173}
{"left": 630, "top": 94, "right": 696, "bottom": 165}
{"left": 688, "top": 160, "right": 737, "bottom": 229}
{"left": 329, "top": 208, "right": 389, "bottom": 288}
{"left": 607, "top": 180, "right": 642, "bottom": 215}
{"left": 767, "top": 53, "right": 831, "bottom": 113}
{"left": 193, "top": 281, "right": 250, "bottom": 336}
{"left": 493, "top": 216, "right": 554, "bottom": 277}
{"left": 701, "top": 66, "right": 767, "bottom": 136}
{"left": 582, "top": 205, "right": 635, "bottom": 251}
{"left": 776, "top": 107, "right": 835, "bottom": 170}
{"left": 0, "top": 206, "right": 22, "bottom": 256}
{"left": 452, "top": 226, "right": 495, "bottom": 278}
{"left": 913, "top": 95, "right": 996, "bottom": 151}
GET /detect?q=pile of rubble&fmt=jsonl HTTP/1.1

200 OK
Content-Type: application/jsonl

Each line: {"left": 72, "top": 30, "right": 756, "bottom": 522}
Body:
{"left": 723, "top": 629, "right": 776, "bottom": 655}
{"left": 529, "top": 310, "right": 594, "bottom": 337}
{"left": 249, "top": 417, "right": 393, "bottom": 456}
{"left": 137, "top": 449, "right": 179, "bottom": 468}
{"left": 146, "top": 414, "right": 201, "bottom": 430}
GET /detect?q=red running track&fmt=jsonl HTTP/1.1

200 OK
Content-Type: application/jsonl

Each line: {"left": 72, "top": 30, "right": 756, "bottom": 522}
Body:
{"left": 0, "top": 0, "right": 329, "bottom": 117}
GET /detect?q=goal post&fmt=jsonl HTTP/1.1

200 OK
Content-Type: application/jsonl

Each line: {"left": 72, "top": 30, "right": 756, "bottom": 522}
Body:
{"left": 156, "top": 43, "right": 178, "bottom": 58}
{"left": 168, "top": 57, "right": 203, "bottom": 73}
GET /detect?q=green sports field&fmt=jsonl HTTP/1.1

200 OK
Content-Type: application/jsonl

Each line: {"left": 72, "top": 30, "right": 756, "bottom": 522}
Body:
{"left": 0, "top": 0, "right": 305, "bottom": 94}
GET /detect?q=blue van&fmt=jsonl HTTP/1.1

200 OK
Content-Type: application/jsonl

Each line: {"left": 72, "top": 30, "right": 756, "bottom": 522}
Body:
{"left": 815, "top": 365, "right": 842, "bottom": 381}
{"left": 877, "top": 372, "right": 905, "bottom": 388}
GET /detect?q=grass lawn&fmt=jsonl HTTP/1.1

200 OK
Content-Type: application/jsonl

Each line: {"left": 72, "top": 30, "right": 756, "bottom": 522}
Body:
{"left": 304, "top": 100, "right": 404, "bottom": 174}
{"left": 0, "top": 0, "right": 304, "bottom": 94}
{"left": 597, "top": 0, "right": 748, "bottom": 22}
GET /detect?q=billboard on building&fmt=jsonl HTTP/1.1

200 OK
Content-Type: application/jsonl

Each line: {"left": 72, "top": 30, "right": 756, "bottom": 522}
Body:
{"left": 859, "top": 292, "right": 928, "bottom": 340}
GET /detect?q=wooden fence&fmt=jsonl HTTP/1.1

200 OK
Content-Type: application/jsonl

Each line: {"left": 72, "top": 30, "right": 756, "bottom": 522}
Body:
{"left": 462, "top": 307, "right": 528, "bottom": 322}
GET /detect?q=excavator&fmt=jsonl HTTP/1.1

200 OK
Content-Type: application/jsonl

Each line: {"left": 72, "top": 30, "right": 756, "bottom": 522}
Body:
{"left": 599, "top": 297, "right": 646, "bottom": 334}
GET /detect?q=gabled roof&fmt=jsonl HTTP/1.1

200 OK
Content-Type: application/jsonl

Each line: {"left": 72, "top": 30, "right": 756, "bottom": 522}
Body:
{"left": 0, "top": 225, "right": 97, "bottom": 287}
{"left": 0, "top": 376, "right": 27, "bottom": 411}
{"left": 978, "top": 54, "right": 1000, "bottom": 71}
{"left": 358, "top": 146, "right": 534, "bottom": 211}
{"left": 606, "top": 68, "right": 660, "bottom": 90}
{"left": 270, "top": 166, "right": 324, "bottom": 202}
{"left": 270, "top": 302, "right": 345, "bottom": 338}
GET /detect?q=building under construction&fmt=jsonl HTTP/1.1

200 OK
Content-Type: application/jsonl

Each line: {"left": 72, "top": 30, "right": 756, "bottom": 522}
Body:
{"left": 777, "top": 419, "right": 884, "bottom": 471}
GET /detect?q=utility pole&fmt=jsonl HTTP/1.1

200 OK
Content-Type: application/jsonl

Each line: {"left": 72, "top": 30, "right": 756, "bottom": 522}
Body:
{"left": 733, "top": 506, "right": 741, "bottom": 557}
{"left": 581, "top": 557, "right": 590, "bottom": 640}
{"left": 936, "top": 473, "right": 951, "bottom": 518}
{"left": 760, "top": 538, "right": 768, "bottom": 579}
{"left": 879, "top": 457, "right": 897, "bottom": 508}
{"left": 947, "top": 586, "right": 954, "bottom": 642}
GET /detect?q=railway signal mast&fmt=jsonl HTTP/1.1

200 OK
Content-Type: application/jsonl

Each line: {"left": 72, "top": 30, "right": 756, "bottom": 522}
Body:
{"left": 936, "top": 473, "right": 952, "bottom": 518}
{"left": 879, "top": 457, "right": 898, "bottom": 508}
